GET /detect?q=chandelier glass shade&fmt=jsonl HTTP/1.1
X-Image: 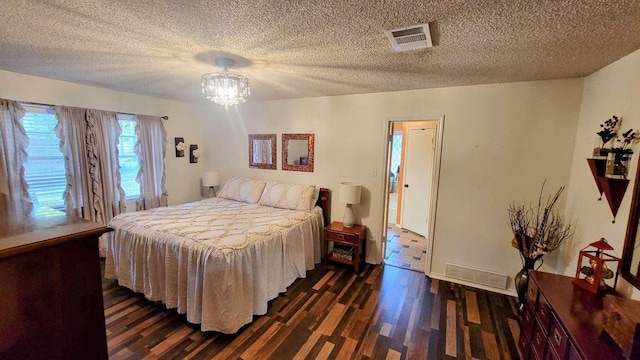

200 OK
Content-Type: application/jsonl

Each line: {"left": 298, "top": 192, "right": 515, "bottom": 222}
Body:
{"left": 201, "top": 58, "right": 250, "bottom": 109}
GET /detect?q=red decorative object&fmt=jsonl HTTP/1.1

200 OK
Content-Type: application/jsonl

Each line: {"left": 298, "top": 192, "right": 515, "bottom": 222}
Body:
{"left": 587, "top": 158, "right": 630, "bottom": 223}
{"left": 573, "top": 238, "right": 620, "bottom": 294}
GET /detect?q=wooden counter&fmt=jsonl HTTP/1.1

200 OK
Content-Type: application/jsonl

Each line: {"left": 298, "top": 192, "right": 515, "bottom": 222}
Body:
{"left": 0, "top": 195, "right": 110, "bottom": 359}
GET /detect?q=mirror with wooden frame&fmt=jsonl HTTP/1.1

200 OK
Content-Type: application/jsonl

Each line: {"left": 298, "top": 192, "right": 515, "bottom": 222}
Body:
{"left": 622, "top": 155, "right": 640, "bottom": 289}
{"left": 282, "top": 133, "right": 314, "bottom": 172}
{"left": 248, "top": 134, "right": 277, "bottom": 170}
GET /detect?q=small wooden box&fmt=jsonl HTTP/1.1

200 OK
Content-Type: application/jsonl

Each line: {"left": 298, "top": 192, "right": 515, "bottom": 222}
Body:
{"left": 602, "top": 295, "right": 640, "bottom": 359}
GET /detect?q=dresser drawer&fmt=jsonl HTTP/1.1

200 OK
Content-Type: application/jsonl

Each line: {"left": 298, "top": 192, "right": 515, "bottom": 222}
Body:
{"left": 527, "top": 278, "right": 540, "bottom": 307}
{"left": 536, "top": 293, "right": 552, "bottom": 334}
{"left": 519, "top": 302, "right": 535, "bottom": 359}
{"left": 326, "top": 230, "right": 360, "bottom": 244}
{"left": 548, "top": 313, "right": 568, "bottom": 359}
{"left": 544, "top": 345, "right": 561, "bottom": 360}
{"left": 567, "top": 341, "right": 583, "bottom": 360}
{"left": 531, "top": 344, "right": 543, "bottom": 360}
{"left": 519, "top": 331, "right": 532, "bottom": 360}
{"left": 532, "top": 318, "right": 548, "bottom": 359}
{"left": 521, "top": 302, "right": 536, "bottom": 338}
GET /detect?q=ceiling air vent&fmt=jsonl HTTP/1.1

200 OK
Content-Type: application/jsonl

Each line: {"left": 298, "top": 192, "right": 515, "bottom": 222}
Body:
{"left": 385, "top": 23, "right": 433, "bottom": 52}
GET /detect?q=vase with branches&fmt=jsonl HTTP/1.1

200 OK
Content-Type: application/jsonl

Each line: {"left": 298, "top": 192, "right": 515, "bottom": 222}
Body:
{"left": 508, "top": 181, "right": 573, "bottom": 310}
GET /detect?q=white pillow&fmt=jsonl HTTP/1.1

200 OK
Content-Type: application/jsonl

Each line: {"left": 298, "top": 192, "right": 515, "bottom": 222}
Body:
{"left": 258, "top": 181, "right": 317, "bottom": 210}
{"left": 217, "top": 177, "right": 267, "bottom": 204}
{"left": 310, "top": 186, "right": 321, "bottom": 209}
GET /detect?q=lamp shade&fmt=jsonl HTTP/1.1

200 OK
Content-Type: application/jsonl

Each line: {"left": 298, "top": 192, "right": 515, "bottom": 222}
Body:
{"left": 202, "top": 171, "right": 220, "bottom": 187}
{"left": 339, "top": 182, "right": 361, "bottom": 204}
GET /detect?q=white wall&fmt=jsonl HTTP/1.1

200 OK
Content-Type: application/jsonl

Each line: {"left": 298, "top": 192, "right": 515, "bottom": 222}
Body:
{"left": 201, "top": 78, "right": 584, "bottom": 293}
{"left": 562, "top": 49, "right": 640, "bottom": 299}
{"left": 0, "top": 70, "right": 208, "bottom": 205}
{"left": 0, "top": 68, "right": 592, "bottom": 295}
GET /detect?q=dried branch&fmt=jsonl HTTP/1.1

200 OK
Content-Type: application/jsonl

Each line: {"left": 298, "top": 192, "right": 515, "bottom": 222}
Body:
{"left": 507, "top": 182, "right": 573, "bottom": 261}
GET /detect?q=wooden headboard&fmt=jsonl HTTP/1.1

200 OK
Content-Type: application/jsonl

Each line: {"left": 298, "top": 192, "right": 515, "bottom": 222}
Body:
{"left": 317, "top": 188, "right": 331, "bottom": 227}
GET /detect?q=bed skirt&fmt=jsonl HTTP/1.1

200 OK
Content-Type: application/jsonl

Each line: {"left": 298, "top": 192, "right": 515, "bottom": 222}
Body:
{"left": 105, "top": 209, "right": 323, "bottom": 333}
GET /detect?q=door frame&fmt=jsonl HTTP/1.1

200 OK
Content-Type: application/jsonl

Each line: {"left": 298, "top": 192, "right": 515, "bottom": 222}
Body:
{"left": 378, "top": 115, "right": 445, "bottom": 276}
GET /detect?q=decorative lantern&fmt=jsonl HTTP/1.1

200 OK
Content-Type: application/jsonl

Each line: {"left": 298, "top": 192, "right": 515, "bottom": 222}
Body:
{"left": 573, "top": 238, "right": 620, "bottom": 294}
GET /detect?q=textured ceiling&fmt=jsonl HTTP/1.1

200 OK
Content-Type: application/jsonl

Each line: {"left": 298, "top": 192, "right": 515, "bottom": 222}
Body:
{"left": 1, "top": 1, "right": 640, "bottom": 103}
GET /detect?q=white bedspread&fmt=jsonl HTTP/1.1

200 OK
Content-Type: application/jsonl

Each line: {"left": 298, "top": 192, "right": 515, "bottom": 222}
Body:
{"left": 104, "top": 197, "right": 323, "bottom": 333}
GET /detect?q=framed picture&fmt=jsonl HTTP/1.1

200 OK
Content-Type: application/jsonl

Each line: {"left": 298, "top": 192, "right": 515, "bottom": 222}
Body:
{"left": 175, "top": 137, "right": 185, "bottom": 157}
{"left": 190, "top": 144, "right": 199, "bottom": 163}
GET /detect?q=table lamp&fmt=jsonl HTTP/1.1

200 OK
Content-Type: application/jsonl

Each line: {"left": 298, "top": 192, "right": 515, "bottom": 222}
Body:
{"left": 202, "top": 171, "right": 220, "bottom": 197}
{"left": 339, "top": 182, "right": 361, "bottom": 228}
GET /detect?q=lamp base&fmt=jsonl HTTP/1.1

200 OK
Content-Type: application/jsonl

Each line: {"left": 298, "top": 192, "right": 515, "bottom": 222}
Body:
{"left": 343, "top": 204, "right": 355, "bottom": 228}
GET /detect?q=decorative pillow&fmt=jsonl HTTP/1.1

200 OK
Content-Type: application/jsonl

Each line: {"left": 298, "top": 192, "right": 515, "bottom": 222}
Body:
{"left": 258, "top": 182, "right": 317, "bottom": 211}
{"left": 217, "top": 177, "right": 267, "bottom": 204}
{"left": 310, "top": 186, "right": 321, "bottom": 209}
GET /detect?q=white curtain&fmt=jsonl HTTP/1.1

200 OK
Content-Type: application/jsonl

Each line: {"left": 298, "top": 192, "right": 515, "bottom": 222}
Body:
{"left": 54, "top": 106, "right": 125, "bottom": 223}
{"left": 134, "top": 115, "right": 167, "bottom": 210}
{"left": 86, "top": 109, "right": 126, "bottom": 222}
{"left": 0, "top": 99, "right": 30, "bottom": 200}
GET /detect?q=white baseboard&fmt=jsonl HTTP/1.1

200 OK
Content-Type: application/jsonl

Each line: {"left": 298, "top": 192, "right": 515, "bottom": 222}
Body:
{"left": 366, "top": 257, "right": 381, "bottom": 265}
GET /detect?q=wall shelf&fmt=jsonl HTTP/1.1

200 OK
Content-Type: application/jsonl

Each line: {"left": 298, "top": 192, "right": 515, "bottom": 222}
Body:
{"left": 587, "top": 158, "right": 630, "bottom": 222}
{"left": 587, "top": 158, "right": 606, "bottom": 200}
{"left": 601, "top": 177, "right": 630, "bottom": 221}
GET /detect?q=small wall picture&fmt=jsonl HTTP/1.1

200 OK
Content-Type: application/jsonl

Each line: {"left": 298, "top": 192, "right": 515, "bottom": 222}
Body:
{"left": 175, "top": 137, "right": 186, "bottom": 157}
{"left": 190, "top": 144, "right": 200, "bottom": 163}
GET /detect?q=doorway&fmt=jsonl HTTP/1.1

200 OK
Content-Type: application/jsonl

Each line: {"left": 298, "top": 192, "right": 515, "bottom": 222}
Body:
{"left": 381, "top": 119, "right": 443, "bottom": 274}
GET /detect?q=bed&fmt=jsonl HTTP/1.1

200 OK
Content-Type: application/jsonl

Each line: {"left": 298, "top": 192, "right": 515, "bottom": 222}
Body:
{"left": 104, "top": 177, "right": 330, "bottom": 334}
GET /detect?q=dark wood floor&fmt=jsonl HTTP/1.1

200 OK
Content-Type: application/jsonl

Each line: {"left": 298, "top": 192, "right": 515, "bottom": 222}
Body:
{"left": 102, "top": 262, "right": 522, "bottom": 360}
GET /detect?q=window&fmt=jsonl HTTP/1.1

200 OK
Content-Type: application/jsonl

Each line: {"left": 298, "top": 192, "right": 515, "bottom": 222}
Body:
{"left": 390, "top": 132, "right": 403, "bottom": 177}
{"left": 21, "top": 107, "right": 141, "bottom": 209}
{"left": 22, "top": 105, "right": 66, "bottom": 209}
{"left": 117, "top": 115, "right": 140, "bottom": 200}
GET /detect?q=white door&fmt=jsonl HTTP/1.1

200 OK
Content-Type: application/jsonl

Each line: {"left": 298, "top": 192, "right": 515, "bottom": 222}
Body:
{"left": 401, "top": 127, "right": 435, "bottom": 236}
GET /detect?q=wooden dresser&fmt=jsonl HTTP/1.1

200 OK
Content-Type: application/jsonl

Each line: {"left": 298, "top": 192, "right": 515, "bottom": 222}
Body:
{"left": 519, "top": 271, "right": 623, "bottom": 360}
{"left": 0, "top": 195, "right": 110, "bottom": 360}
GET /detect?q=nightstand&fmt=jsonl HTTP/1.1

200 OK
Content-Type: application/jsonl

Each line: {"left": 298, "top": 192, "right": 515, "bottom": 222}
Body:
{"left": 323, "top": 221, "right": 366, "bottom": 273}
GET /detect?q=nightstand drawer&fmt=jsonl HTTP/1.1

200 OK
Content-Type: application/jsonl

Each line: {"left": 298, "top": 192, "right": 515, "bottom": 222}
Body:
{"left": 326, "top": 230, "right": 360, "bottom": 244}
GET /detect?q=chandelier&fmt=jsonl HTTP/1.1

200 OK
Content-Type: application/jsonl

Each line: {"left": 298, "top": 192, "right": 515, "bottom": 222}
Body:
{"left": 201, "top": 58, "right": 250, "bottom": 109}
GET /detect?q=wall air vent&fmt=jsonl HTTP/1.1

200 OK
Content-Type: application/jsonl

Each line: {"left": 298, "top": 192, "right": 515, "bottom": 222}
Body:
{"left": 385, "top": 23, "right": 433, "bottom": 52}
{"left": 446, "top": 263, "right": 508, "bottom": 290}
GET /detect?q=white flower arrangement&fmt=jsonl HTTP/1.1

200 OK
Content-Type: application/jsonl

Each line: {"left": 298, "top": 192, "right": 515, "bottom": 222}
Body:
{"left": 175, "top": 142, "right": 187, "bottom": 151}
{"left": 192, "top": 148, "right": 202, "bottom": 158}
